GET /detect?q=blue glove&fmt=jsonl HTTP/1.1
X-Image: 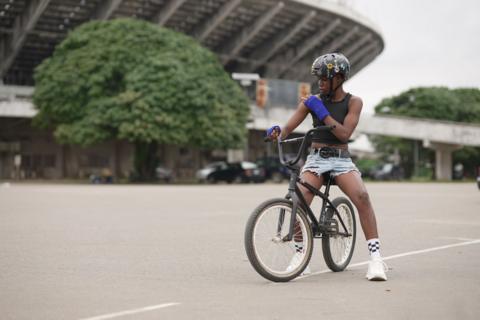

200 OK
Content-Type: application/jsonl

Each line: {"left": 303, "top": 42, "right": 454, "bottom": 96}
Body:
{"left": 304, "top": 95, "right": 330, "bottom": 121}
{"left": 266, "top": 125, "right": 281, "bottom": 138}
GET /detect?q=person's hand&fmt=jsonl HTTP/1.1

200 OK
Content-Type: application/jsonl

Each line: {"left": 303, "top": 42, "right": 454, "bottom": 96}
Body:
{"left": 303, "top": 95, "right": 330, "bottom": 121}
{"left": 266, "top": 125, "right": 281, "bottom": 140}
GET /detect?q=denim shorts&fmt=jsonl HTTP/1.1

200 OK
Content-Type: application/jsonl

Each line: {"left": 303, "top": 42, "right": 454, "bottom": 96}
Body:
{"left": 301, "top": 152, "right": 361, "bottom": 178}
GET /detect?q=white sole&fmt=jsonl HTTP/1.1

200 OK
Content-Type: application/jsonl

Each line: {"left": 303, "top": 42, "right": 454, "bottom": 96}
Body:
{"left": 366, "top": 274, "right": 387, "bottom": 281}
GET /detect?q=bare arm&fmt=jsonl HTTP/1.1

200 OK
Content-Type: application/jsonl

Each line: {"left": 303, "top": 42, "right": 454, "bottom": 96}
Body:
{"left": 322, "top": 95, "right": 363, "bottom": 143}
{"left": 280, "top": 100, "right": 310, "bottom": 139}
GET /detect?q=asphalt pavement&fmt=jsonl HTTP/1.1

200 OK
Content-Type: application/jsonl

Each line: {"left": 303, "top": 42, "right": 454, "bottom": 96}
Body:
{"left": 1, "top": 182, "right": 479, "bottom": 320}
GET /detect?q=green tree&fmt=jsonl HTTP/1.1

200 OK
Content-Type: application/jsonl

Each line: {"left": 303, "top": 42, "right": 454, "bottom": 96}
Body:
{"left": 373, "top": 87, "right": 480, "bottom": 178}
{"left": 33, "top": 18, "right": 249, "bottom": 181}
{"left": 375, "top": 87, "right": 480, "bottom": 122}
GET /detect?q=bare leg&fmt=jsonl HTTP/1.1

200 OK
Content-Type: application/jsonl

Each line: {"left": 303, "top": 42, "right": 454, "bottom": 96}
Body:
{"left": 298, "top": 171, "right": 324, "bottom": 205}
{"left": 293, "top": 171, "right": 323, "bottom": 242}
{"left": 327, "top": 171, "right": 387, "bottom": 280}
{"left": 334, "top": 171, "right": 378, "bottom": 240}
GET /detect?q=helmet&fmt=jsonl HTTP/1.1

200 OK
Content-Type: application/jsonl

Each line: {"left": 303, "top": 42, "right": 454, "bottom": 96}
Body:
{"left": 311, "top": 53, "right": 350, "bottom": 80}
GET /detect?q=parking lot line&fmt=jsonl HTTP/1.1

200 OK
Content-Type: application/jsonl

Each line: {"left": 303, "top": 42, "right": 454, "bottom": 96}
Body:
{"left": 300, "top": 239, "right": 480, "bottom": 279}
{"left": 78, "top": 302, "right": 180, "bottom": 320}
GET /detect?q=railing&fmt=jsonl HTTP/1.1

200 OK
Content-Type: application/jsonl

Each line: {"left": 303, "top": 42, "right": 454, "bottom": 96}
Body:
{"left": 0, "top": 85, "right": 36, "bottom": 117}
{"left": 0, "top": 85, "right": 34, "bottom": 101}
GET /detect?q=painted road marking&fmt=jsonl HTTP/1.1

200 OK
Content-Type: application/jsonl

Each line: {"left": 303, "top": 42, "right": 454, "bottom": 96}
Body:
{"left": 78, "top": 302, "right": 180, "bottom": 320}
{"left": 441, "top": 236, "right": 478, "bottom": 241}
{"left": 299, "top": 239, "right": 480, "bottom": 279}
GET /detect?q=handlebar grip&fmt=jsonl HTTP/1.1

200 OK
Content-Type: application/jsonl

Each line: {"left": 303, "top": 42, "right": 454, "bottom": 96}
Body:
{"left": 264, "top": 128, "right": 281, "bottom": 142}
{"left": 280, "top": 137, "right": 303, "bottom": 144}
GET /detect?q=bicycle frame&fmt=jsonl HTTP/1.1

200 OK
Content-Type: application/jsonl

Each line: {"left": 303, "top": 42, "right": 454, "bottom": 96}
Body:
{"left": 273, "top": 126, "right": 352, "bottom": 242}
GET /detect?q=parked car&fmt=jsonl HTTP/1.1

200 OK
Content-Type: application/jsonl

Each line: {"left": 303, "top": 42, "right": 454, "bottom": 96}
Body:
{"left": 156, "top": 166, "right": 175, "bottom": 183}
{"left": 90, "top": 168, "right": 114, "bottom": 184}
{"left": 255, "top": 156, "right": 290, "bottom": 183}
{"left": 196, "top": 161, "right": 265, "bottom": 183}
{"left": 370, "top": 163, "right": 405, "bottom": 180}
{"left": 196, "top": 161, "right": 229, "bottom": 183}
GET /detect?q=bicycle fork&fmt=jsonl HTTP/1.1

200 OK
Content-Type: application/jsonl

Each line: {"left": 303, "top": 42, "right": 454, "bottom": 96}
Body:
{"left": 275, "top": 195, "right": 298, "bottom": 242}
{"left": 281, "top": 178, "right": 301, "bottom": 242}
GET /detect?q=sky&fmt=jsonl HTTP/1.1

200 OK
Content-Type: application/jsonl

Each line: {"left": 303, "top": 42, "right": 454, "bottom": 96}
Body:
{"left": 342, "top": 0, "right": 480, "bottom": 114}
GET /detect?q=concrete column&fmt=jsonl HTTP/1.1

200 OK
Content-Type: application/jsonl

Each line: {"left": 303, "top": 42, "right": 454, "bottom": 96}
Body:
{"left": 413, "top": 140, "right": 420, "bottom": 177}
{"left": 425, "top": 141, "right": 461, "bottom": 180}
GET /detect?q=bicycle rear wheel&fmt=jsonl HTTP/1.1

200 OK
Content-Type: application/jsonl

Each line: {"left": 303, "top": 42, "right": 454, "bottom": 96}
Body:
{"left": 245, "top": 198, "right": 313, "bottom": 282}
{"left": 322, "top": 197, "right": 356, "bottom": 272}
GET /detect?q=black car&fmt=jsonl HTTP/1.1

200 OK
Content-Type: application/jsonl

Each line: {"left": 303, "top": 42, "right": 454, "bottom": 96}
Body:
{"left": 255, "top": 156, "right": 290, "bottom": 183}
{"left": 196, "top": 161, "right": 265, "bottom": 183}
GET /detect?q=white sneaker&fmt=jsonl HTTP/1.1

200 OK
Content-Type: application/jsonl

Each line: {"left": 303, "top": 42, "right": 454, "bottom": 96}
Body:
{"left": 286, "top": 252, "right": 311, "bottom": 275}
{"left": 301, "top": 265, "right": 312, "bottom": 275}
{"left": 366, "top": 257, "right": 388, "bottom": 281}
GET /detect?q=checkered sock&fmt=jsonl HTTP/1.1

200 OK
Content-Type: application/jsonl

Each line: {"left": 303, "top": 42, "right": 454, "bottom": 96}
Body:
{"left": 367, "top": 238, "right": 381, "bottom": 258}
{"left": 294, "top": 242, "right": 304, "bottom": 253}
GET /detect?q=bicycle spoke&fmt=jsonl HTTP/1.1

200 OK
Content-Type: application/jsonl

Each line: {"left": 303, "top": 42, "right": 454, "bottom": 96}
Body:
{"left": 250, "top": 203, "right": 311, "bottom": 277}
{"left": 330, "top": 206, "right": 352, "bottom": 262}
{"left": 322, "top": 199, "right": 356, "bottom": 271}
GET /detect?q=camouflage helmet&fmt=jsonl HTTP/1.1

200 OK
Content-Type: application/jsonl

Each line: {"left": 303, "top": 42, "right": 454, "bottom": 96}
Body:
{"left": 311, "top": 53, "right": 350, "bottom": 80}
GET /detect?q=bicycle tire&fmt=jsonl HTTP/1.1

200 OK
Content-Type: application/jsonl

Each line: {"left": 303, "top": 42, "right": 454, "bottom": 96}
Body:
{"left": 321, "top": 197, "right": 356, "bottom": 272}
{"left": 244, "top": 198, "right": 313, "bottom": 282}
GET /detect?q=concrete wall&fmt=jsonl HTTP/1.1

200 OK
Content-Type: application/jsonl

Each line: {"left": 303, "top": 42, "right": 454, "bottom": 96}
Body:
{"left": 0, "top": 118, "right": 217, "bottom": 180}
{"left": 0, "top": 118, "right": 135, "bottom": 180}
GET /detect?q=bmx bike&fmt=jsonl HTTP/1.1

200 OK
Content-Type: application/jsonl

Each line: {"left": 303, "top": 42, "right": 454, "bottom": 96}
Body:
{"left": 244, "top": 126, "right": 357, "bottom": 282}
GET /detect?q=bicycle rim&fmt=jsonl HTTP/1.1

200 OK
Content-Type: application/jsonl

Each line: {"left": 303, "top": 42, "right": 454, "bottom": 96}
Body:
{"left": 251, "top": 202, "right": 311, "bottom": 279}
{"left": 324, "top": 200, "right": 356, "bottom": 269}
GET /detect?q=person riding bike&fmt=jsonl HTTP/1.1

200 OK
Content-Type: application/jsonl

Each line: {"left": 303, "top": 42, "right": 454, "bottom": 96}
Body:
{"left": 266, "top": 53, "right": 387, "bottom": 281}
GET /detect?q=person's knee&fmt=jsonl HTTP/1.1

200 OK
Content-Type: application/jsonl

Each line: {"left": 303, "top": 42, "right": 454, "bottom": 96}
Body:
{"left": 355, "top": 190, "right": 371, "bottom": 208}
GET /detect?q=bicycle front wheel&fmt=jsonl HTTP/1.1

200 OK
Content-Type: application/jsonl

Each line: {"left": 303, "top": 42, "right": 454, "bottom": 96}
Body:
{"left": 245, "top": 198, "right": 313, "bottom": 282}
{"left": 322, "top": 197, "right": 356, "bottom": 272}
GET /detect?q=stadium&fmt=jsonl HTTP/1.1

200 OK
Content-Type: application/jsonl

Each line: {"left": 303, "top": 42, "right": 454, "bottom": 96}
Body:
{"left": 0, "top": 0, "right": 384, "bottom": 180}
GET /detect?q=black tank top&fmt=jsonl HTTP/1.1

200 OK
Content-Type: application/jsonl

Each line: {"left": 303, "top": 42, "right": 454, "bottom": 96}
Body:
{"left": 311, "top": 93, "right": 351, "bottom": 144}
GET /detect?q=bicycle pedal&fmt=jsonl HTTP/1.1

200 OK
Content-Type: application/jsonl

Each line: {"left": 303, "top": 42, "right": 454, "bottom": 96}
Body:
{"left": 324, "top": 219, "right": 339, "bottom": 234}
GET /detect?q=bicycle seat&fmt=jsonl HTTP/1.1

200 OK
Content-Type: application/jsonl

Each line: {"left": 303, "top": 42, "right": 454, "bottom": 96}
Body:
{"left": 322, "top": 171, "right": 336, "bottom": 185}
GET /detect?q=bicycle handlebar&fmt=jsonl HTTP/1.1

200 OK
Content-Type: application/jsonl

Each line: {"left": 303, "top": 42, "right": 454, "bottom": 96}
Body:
{"left": 266, "top": 125, "right": 335, "bottom": 167}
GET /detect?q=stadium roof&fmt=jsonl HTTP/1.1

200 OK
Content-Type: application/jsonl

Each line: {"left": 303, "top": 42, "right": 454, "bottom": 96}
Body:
{"left": 0, "top": 0, "right": 384, "bottom": 85}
